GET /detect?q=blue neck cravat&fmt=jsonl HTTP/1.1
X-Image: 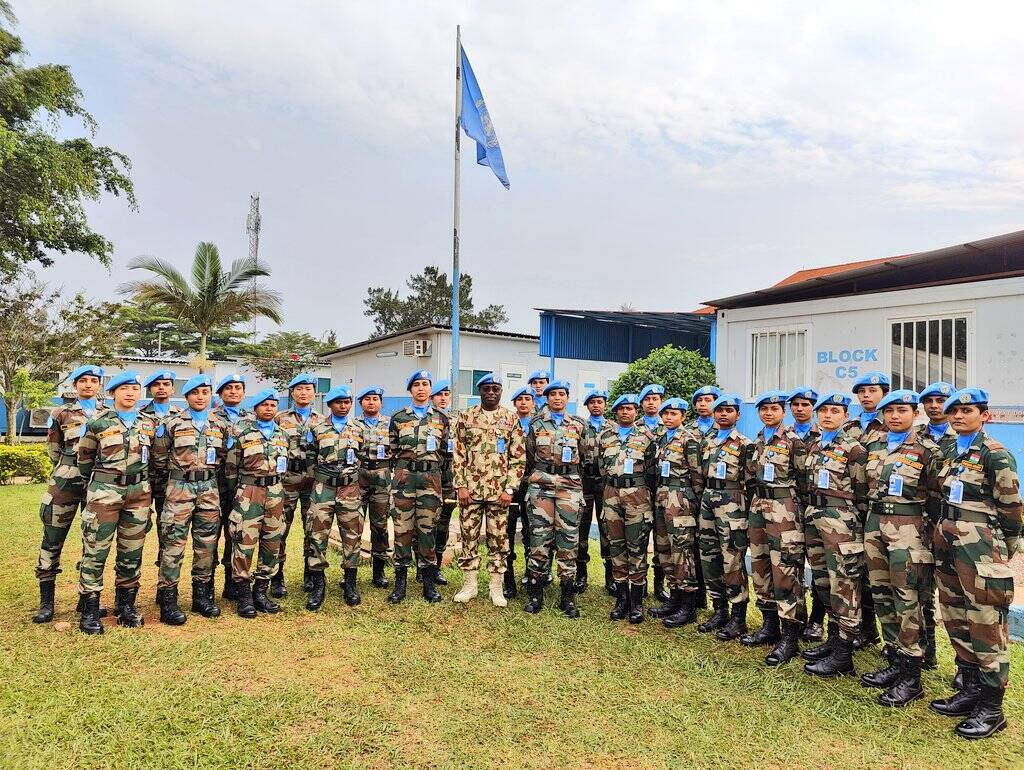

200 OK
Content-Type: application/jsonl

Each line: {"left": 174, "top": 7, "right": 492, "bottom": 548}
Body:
{"left": 956, "top": 431, "right": 979, "bottom": 456}
{"left": 256, "top": 419, "right": 276, "bottom": 440}
{"left": 887, "top": 430, "right": 910, "bottom": 452}
{"left": 820, "top": 429, "right": 838, "bottom": 447}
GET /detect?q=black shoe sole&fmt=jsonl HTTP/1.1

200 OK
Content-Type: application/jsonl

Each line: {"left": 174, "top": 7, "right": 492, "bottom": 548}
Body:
{"left": 955, "top": 721, "right": 1007, "bottom": 740}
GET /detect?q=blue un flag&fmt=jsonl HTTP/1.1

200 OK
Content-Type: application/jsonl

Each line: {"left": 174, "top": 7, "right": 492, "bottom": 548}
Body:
{"left": 460, "top": 44, "right": 509, "bottom": 189}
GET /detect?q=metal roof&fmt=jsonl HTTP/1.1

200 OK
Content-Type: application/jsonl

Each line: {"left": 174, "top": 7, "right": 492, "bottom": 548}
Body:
{"left": 704, "top": 228, "right": 1024, "bottom": 309}
{"left": 535, "top": 308, "right": 713, "bottom": 335}
{"left": 320, "top": 323, "right": 538, "bottom": 358}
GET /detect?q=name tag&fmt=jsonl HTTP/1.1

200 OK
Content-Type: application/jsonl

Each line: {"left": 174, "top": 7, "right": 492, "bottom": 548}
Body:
{"left": 346, "top": 448, "right": 355, "bottom": 465}
{"left": 948, "top": 479, "right": 964, "bottom": 504}
{"left": 762, "top": 463, "right": 775, "bottom": 483}
{"left": 496, "top": 437, "right": 506, "bottom": 454}
{"left": 376, "top": 444, "right": 385, "bottom": 460}
{"left": 426, "top": 435, "right": 438, "bottom": 452}
{"left": 276, "top": 455, "right": 288, "bottom": 474}
{"left": 447, "top": 438, "right": 454, "bottom": 453}
{"left": 715, "top": 461, "right": 727, "bottom": 480}
{"left": 624, "top": 458, "right": 634, "bottom": 475}
{"left": 888, "top": 474, "right": 904, "bottom": 496}
{"left": 206, "top": 447, "right": 217, "bottom": 465}
{"left": 817, "top": 468, "right": 830, "bottom": 489}
{"left": 141, "top": 447, "right": 149, "bottom": 464}
{"left": 561, "top": 446, "right": 572, "bottom": 463}
{"left": 660, "top": 460, "right": 670, "bottom": 478}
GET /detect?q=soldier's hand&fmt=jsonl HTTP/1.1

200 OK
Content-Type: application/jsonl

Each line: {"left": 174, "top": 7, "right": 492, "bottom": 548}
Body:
{"left": 499, "top": 491, "right": 512, "bottom": 508}
{"left": 457, "top": 487, "right": 471, "bottom": 506}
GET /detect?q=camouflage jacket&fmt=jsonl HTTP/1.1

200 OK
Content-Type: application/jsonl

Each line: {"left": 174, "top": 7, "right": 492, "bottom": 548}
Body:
{"left": 307, "top": 416, "right": 363, "bottom": 475}
{"left": 141, "top": 401, "right": 182, "bottom": 420}
{"left": 864, "top": 431, "right": 942, "bottom": 509}
{"left": 453, "top": 405, "right": 526, "bottom": 501}
{"left": 438, "top": 409, "right": 455, "bottom": 486}
{"left": 917, "top": 422, "right": 957, "bottom": 455}
{"left": 78, "top": 412, "right": 158, "bottom": 481}
{"left": 936, "top": 430, "right": 1022, "bottom": 544}
{"left": 526, "top": 412, "right": 595, "bottom": 475}
{"left": 804, "top": 429, "right": 868, "bottom": 512}
{"left": 597, "top": 423, "right": 657, "bottom": 479}
{"left": 697, "top": 427, "right": 752, "bottom": 493}
{"left": 843, "top": 414, "right": 885, "bottom": 446}
{"left": 352, "top": 415, "right": 391, "bottom": 464}
{"left": 788, "top": 421, "right": 819, "bottom": 444}
{"left": 388, "top": 405, "right": 450, "bottom": 464}
{"left": 275, "top": 407, "right": 325, "bottom": 484}
{"left": 635, "top": 414, "right": 667, "bottom": 440}
{"left": 212, "top": 404, "right": 252, "bottom": 429}
{"left": 582, "top": 417, "right": 609, "bottom": 478}
{"left": 226, "top": 417, "right": 290, "bottom": 482}
{"left": 745, "top": 425, "right": 808, "bottom": 496}
{"left": 655, "top": 426, "right": 701, "bottom": 489}
{"left": 152, "top": 410, "right": 229, "bottom": 481}
{"left": 45, "top": 401, "right": 110, "bottom": 481}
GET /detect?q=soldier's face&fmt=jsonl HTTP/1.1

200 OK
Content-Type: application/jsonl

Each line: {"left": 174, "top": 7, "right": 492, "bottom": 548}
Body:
{"left": 530, "top": 378, "right": 548, "bottom": 395}
{"left": 112, "top": 383, "right": 140, "bottom": 411}
{"left": 479, "top": 383, "right": 502, "bottom": 409}
{"left": 329, "top": 398, "right": 352, "bottom": 417}
{"left": 255, "top": 400, "right": 278, "bottom": 420}
{"left": 186, "top": 386, "right": 212, "bottom": 411}
{"left": 513, "top": 395, "right": 533, "bottom": 416}
{"left": 661, "top": 408, "right": 683, "bottom": 428}
{"left": 641, "top": 394, "right": 662, "bottom": 415}
{"left": 360, "top": 395, "right": 381, "bottom": 416}
{"left": 432, "top": 391, "right": 451, "bottom": 410}
{"left": 74, "top": 376, "right": 101, "bottom": 399}
{"left": 789, "top": 398, "right": 814, "bottom": 422}
{"left": 546, "top": 389, "right": 568, "bottom": 411}
{"left": 586, "top": 398, "right": 606, "bottom": 416}
{"left": 409, "top": 380, "right": 431, "bottom": 404}
{"left": 856, "top": 386, "right": 885, "bottom": 410}
{"left": 220, "top": 382, "right": 245, "bottom": 406}
{"left": 291, "top": 383, "right": 315, "bottom": 407}
{"left": 948, "top": 404, "right": 987, "bottom": 434}
{"left": 694, "top": 395, "right": 715, "bottom": 416}
{"left": 713, "top": 405, "right": 738, "bottom": 428}
{"left": 816, "top": 405, "right": 847, "bottom": 430}
{"left": 882, "top": 404, "right": 916, "bottom": 432}
{"left": 922, "top": 395, "right": 947, "bottom": 423}
{"left": 758, "top": 403, "right": 785, "bottom": 427}
{"left": 148, "top": 379, "right": 174, "bottom": 401}
{"left": 615, "top": 404, "right": 636, "bottom": 425}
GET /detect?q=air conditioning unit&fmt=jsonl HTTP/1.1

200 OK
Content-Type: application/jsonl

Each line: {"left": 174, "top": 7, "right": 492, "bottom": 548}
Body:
{"left": 29, "top": 408, "right": 54, "bottom": 429}
{"left": 403, "top": 339, "right": 432, "bottom": 357}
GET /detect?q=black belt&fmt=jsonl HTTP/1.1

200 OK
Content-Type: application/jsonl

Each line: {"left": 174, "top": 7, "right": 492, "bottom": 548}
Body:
{"left": 362, "top": 460, "right": 390, "bottom": 470}
{"left": 939, "top": 502, "right": 991, "bottom": 523}
{"left": 287, "top": 459, "right": 309, "bottom": 473}
{"left": 239, "top": 474, "right": 281, "bottom": 487}
{"left": 705, "top": 479, "right": 741, "bottom": 490}
{"left": 752, "top": 485, "right": 794, "bottom": 500}
{"left": 170, "top": 469, "right": 216, "bottom": 482}
{"left": 314, "top": 467, "right": 359, "bottom": 486}
{"left": 394, "top": 459, "right": 440, "bottom": 473}
{"left": 607, "top": 475, "right": 645, "bottom": 489}
{"left": 808, "top": 491, "right": 852, "bottom": 508}
{"left": 92, "top": 469, "right": 148, "bottom": 485}
{"left": 869, "top": 500, "right": 923, "bottom": 516}
{"left": 659, "top": 480, "right": 693, "bottom": 491}
{"left": 536, "top": 461, "right": 580, "bottom": 475}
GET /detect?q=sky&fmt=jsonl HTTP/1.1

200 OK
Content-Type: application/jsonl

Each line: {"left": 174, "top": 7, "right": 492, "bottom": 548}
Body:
{"left": 19, "top": 1, "right": 1024, "bottom": 346}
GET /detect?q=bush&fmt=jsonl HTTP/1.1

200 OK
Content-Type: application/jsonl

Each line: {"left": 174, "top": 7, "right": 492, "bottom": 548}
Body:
{"left": 0, "top": 444, "right": 52, "bottom": 484}
{"left": 608, "top": 344, "right": 717, "bottom": 404}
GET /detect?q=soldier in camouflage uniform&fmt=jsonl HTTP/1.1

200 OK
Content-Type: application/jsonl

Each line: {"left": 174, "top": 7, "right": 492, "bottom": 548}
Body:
{"left": 427, "top": 380, "right": 455, "bottom": 586}
{"left": 598, "top": 393, "right": 658, "bottom": 624}
{"left": 354, "top": 386, "right": 391, "bottom": 589}
{"left": 527, "top": 370, "right": 550, "bottom": 414}
{"left": 226, "top": 388, "right": 289, "bottom": 619}
{"left": 387, "top": 369, "right": 450, "bottom": 604}
{"left": 275, "top": 373, "right": 324, "bottom": 598}
{"left": 801, "top": 392, "right": 868, "bottom": 677}
{"left": 212, "top": 373, "right": 250, "bottom": 599}
{"left": 742, "top": 391, "right": 809, "bottom": 666}
{"left": 140, "top": 370, "right": 180, "bottom": 570}
{"left": 860, "top": 390, "right": 942, "bottom": 706}
{"left": 305, "top": 386, "right": 364, "bottom": 610}
{"left": 151, "top": 374, "right": 227, "bottom": 625}
{"left": 637, "top": 384, "right": 671, "bottom": 603}
{"left": 452, "top": 374, "right": 526, "bottom": 607}
{"left": 32, "top": 365, "right": 109, "bottom": 623}
{"left": 76, "top": 371, "right": 156, "bottom": 634}
{"left": 688, "top": 384, "right": 720, "bottom": 609}
{"left": 504, "top": 386, "right": 535, "bottom": 598}
{"left": 578, "top": 389, "right": 612, "bottom": 595}
{"left": 523, "top": 380, "right": 593, "bottom": 614}
{"left": 695, "top": 394, "right": 753, "bottom": 641}
{"left": 929, "top": 388, "right": 1020, "bottom": 739}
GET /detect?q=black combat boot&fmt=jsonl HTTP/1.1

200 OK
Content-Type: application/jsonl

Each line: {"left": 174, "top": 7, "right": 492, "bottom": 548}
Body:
{"left": 574, "top": 561, "right": 589, "bottom": 594}
{"left": 698, "top": 597, "right": 729, "bottom": 634}
{"left": 716, "top": 600, "right": 748, "bottom": 641}
{"left": 628, "top": 582, "right": 645, "bottom": 624}
{"left": 421, "top": 565, "right": 442, "bottom": 603}
{"left": 802, "top": 619, "right": 839, "bottom": 661}
{"left": 802, "top": 591, "right": 826, "bottom": 642}
{"left": 191, "top": 579, "right": 221, "bottom": 618}
{"left": 523, "top": 575, "right": 544, "bottom": 614}
{"left": 559, "top": 579, "right": 580, "bottom": 619}
{"left": 160, "top": 585, "right": 187, "bottom": 625}
{"left": 766, "top": 621, "right": 801, "bottom": 666}
{"left": 306, "top": 571, "right": 326, "bottom": 611}
{"left": 649, "top": 588, "right": 682, "bottom": 619}
{"left": 854, "top": 587, "right": 880, "bottom": 649}
{"left": 922, "top": 602, "right": 938, "bottom": 670}
{"left": 78, "top": 592, "right": 104, "bottom": 635}
{"left": 503, "top": 565, "right": 517, "bottom": 599}
{"left": 271, "top": 569, "right": 288, "bottom": 599}
{"left": 75, "top": 592, "right": 108, "bottom": 618}
{"left": 235, "top": 580, "right": 256, "bottom": 618}
{"left": 116, "top": 586, "right": 144, "bottom": 628}
{"left": 930, "top": 664, "right": 981, "bottom": 717}
{"left": 603, "top": 560, "right": 615, "bottom": 596}
{"left": 371, "top": 556, "right": 389, "bottom": 588}
{"left": 653, "top": 565, "right": 670, "bottom": 602}
{"left": 222, "top": 562, "right": 237, "bottom": 600}
{"left": 416, "top": 565, "right": 423, "bottom": 583}
{"left": 303, "top": 562, "right": 313, "bottom": 593}
{"left": 804, "top": 635, "right": 855, "bottom": 677}
{"left": 434, "top": 555, "right": 449, "bottom": 586}
{"left": 155, "top": 586, "right": 165, "bottom": 607}
{"left": 741, "top": 605, "right": 780, "bottom": 646}
{"left": 663, "top": 592, "right": 698, "bottom": 628}
{"left": 608, "top": 582, "right": 628, "bottom": 621}
{"left": 343, "top": 568, "right": 361, "bottom": 606}
{"left": 952, "top": 665, "right": 966, "bottom": 691}
{"left": 387, "top": 567, "right": 408, "bottom": 604}
{"left": 955, "top": 685, "right": 1008, "bottom": 740}
{"left": 860, "top": 644, "right": 899, "bottom": 689}
{"left": 253, "top": 578, "right": 281, "bottom": 613}
{"left": 32, "top": 581, "right": 55, "bottom": 623}
{"left": 879, "top": 653, "right": 924, "bottom": 707}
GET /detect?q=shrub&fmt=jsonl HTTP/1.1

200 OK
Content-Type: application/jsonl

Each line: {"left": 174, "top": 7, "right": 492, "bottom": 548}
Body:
{"left": 608, "top": 345, "right": 717, "bottom": 404}
{"left": 0, "top": 444, "right": 52, "bottom": 484}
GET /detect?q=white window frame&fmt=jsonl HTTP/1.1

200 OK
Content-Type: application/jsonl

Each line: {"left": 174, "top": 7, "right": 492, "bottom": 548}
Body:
{"left": 747, "top": 325, "right": 810, "bottom": 399}
{"left": 886, "top": 310, "right": 974, "bottom": 391}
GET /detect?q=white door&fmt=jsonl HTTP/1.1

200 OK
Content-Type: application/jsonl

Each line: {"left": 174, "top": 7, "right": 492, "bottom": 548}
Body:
{"left": 576, "top": 369, "right": 602, "bottom": 411}
{"left": 501, "top": 363, "right": 528, "bottom": 406}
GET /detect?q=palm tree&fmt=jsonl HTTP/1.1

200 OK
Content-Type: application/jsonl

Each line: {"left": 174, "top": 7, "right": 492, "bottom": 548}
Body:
{"left": 119, "top": 242, "right": 283, "bottom": 371}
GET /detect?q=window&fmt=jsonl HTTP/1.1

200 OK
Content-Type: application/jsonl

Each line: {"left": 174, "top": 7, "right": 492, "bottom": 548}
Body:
{"left": 890, "top": 314, "right": 968, "bottom": 390}
{"left": 457, "top": 369, "right": 491, "bottom": 397}
{"left": 316, "top": 377, "right": 331, "bottom": 394}
{"left": 750, "top": 329, "right": 807, "bottom": 395}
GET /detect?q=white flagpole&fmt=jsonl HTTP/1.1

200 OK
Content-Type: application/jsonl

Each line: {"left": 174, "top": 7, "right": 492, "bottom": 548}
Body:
{"left": 450, "top": 25, "right": 462, "bottom": 407}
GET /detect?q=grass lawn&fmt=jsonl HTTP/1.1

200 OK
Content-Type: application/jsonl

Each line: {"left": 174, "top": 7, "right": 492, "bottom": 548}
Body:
{"left": 0, "top": 482, "right": 1021, "bottom": 769}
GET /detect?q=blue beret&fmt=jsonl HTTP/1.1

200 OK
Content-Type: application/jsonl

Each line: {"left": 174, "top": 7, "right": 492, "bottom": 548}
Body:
{"left": 181, "top": 374, "right": 212, "bottom": 396}
{"left": 711, "top": 394, "right": 742, "bottom": 411}
{"left": 288, "top": 373, "right": 317, "bottom": 389}
{"left": 357, "top": 386, "right": 384, "bottom": 401}
{"left": 814, "top": 392, "right": 851, "bottom": 410}
{"left": 787, "top": 387, "right": 818, "bottom": 403}
{"left": 106, "top": 370, "right": 142, "bottom": 392}
{"left": 851, "top": 371, "right": 891, "bottom": 392}
{"left": 611, "top": 393, "right": 639, "bottom": 411}
{"left": 325, "top": 385, "right": 353, "bottom": 403}
{"left": 920, "top": 381, "right": 955, "bottom": 399}
{"left": 755, "top": 390, "right": 790, "bottom": 409}
{"left": 143, "top": 370, "right": 176, "bottom": 388}
{"left": 692, "top": 385, "right": 721, "bottom": 400}
{"left": 511, "top": 387, "right": 534, "bottom": 402}
{"left": 476, "top": 372, "right": 502, "bottom": 388}
{"left": 215, "top": 373, "right": 246, "bottom": 393}
{"left": 527, "top": 370, "right": 552, "bottom": 384}
{"left": 583, "top": 389, "right": 608, "bottom": 405}
{"left": 638, "top": 384, "right": 665, "bottom": 400}
{"left": 431, "top": 379, "right": 451, "bottom": 396}
{"left": 407, "top": 369, "right": 433, "bottom": 390}
{"left": 542, "top": 380, "right": 571, "bottom": 396}
{"left": 659, "top": 397, "right": 689, "bottom": 413}
{"left": 878, "top": 389, "right": 919, "bottom": 410}
{"left": 943, "top": 387, "right": 989, "bottom": 414}
{"left": 70, "top": 365, "right": 104, "bottom": 383}
{"left": 250, "top": 388, "right": 279, "bottom": 407}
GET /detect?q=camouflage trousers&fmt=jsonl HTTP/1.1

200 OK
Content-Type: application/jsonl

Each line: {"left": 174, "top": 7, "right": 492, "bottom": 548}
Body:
{"left": 307, "top": 477, "right": 364, "bottom": 571}
{"left": 390, "top": 467, "right": 442, "bottom": 569}
{"left": 698, "top": 489, "right": 749, "bottom": 604}
{"left": 807, "top": 504, "right": 863, "bottom": 640}
{"left": 651, "top": 483, "right": 673, "bottom": 578}
{"left": 458, "top": 501, "right": 510, "bottom": 574}
{"left": 656, "top": 484, "right": 699, "bottom": 591}
{"left": 804, "top": 506, "right": 830, "bottom": 610}
{"left": 526, "top": 471, "right": 583, "bottom": 582}
{"left": 427, "top": 486, "right": 456, "bottom": 562}
{"left": 280, "top": 476, "right": 313, "bottom": 572}
{"left": 864, "top": 511, "right": 933, "bottom": 658}
{"left": 359, "top": 467, "right": 391, "bottom": 559}
{"left": 79, "top": 480, "right": 152, "bottom": 594}
{"left": 933, "top": 518, "right": 1014, "bottom": 689}
{"left": 752, "top": 493, "right": 805, "bottom": 623}
{"left": 506, "top": 480, "right": 532, "bottom": 568}
{"left": 230, "top": 482, "right": 285, "bottom": 581}
{"left": 603, "top": 483, "right": 654, "bottom": 585}
{"left": 217, "top": 476, "right": 236, "bottom": 568}
{"left": 157, "top": 479, "right": 221, "bottom": 589}
{"left": 579, "top": 478, "right": 609, "bottom": 565}
{"left": 35, "top": 468, "right": 85, "bottom": 581}
{"left": 152, "top": 485, "right": 168, "bottom": 567}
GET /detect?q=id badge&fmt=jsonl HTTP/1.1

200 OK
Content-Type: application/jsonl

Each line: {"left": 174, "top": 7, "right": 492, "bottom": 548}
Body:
{"left": 715, "top": 461, "right": 727, "bottom": 480}
{"left": 447, "top": 438, "right": 454, "bottom": 454}
{"left": 624, "top": 458, "right": 635, "bottom": 475}
{"left": 496, "top": 437, "right": 506, "bottom": 454}
{"left": 376, "top": 444, "right": 385, "bottom": 460}
{"left": 206, "top": 447, "right": 217, "bottom": 465}
{"left": 762, "top": 463, "right": 775, "bottom": 483}
{"left": 660, "top": 460, "right": 670, "bottom": 478}
{"left": 276, "top": 455, "right": 288, "bottom": 474}
{"left": 888, "top": 474, "right": 904, "bottom": 496}
{"left": 141, "top": 446, "right": 149, "bottom": 464}
{"left": 346, "top": 448, "right": 355, "bottom": 465}
{"left": 561, "top": 445, "right": 572, "bottom": 463}
{"left": 426, "top": 435, "right": 438, "bottom": 452}
{"left": 948, "top": 479, "right": 964, "bottom": 504}
{"left": 305, "top": 430, "right": 313, "bottom": 443}
{"left": 817, "top": 468, "right": 830, "bottom": 489}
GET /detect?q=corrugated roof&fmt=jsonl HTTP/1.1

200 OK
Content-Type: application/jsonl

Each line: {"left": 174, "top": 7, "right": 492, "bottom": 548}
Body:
{"left": 320, "top": 323, "right": 538, "bottom": 358}
{"left": 771, "top": 255, "right": 893, "bottom": 287}
{"left": 536, "top": 308, "right": 713, "bottom": 335}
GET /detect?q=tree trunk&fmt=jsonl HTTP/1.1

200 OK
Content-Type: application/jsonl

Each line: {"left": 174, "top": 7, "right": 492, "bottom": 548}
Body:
{"left": 2, "top": 394, "right": 16, "bottom": 445}
{"left": 198, "top": 332, "right": 208, "bottom": 373}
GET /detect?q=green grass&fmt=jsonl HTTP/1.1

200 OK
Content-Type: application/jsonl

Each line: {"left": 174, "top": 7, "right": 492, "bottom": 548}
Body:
{"left": 0, "top": 482, "right": 1021, "bottom": 770}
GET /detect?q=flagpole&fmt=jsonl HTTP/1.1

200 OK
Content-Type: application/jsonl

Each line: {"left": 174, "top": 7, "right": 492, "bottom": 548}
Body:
{"left": 450, "top": 25, "right": 462, "bottom": 409}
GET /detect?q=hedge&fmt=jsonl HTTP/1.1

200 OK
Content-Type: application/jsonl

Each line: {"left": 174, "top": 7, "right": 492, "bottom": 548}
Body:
{"left": 0, "top": 445, "right": 52, "bottom": 484}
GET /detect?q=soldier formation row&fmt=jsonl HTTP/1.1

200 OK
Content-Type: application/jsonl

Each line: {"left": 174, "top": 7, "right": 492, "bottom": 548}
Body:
{"left": 29, "top": 366, "right": 1019, "bottom": 741}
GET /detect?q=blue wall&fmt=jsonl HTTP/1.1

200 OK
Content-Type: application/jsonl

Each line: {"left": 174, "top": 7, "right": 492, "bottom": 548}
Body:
{"left": 539, "top": 313, "right": 710, "bottom": 363}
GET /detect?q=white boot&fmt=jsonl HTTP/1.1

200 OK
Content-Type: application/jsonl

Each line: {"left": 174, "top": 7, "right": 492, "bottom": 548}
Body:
{"left": 489, "top": 574, "right": 507, "bottom": 607}
{"left": 454, "top": 571, "right": 479, "bottom": 603}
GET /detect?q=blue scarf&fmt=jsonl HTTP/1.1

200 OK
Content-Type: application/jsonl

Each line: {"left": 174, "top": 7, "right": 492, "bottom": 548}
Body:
{"left": 551, "top": 412, "right": 565, "bottom": 426}
{"left": 189, "top": 408, "right": 210, "bottom": 432}
{"left": 589, "top": 416, "right": 605, "bottom": 431}
{"left": 411, "top": 404, "right": 428, "bottom": 419}
{"left": 616, "top": 426, "right": 632, "bottom": 442}
{"left": 363, "top": 416, "right": 379, "bottom": 426}
{"left": 820, "top": 429, "right": 838, "bottom": 447}
{"left": 224, "top": 405, "right": 241, "bottom": 423}
{"left": 331, "top": 415, "right": 349, "bottom": 433}
{"left": 928, "top": 423, "right": 948, "bottom": 441}
{"left": 664, "top": 428, "right": 677, "bottom": 442}
{"left": 886, "top": 430, "right": 910, "bottom": 452}
{"left": 79, "top": 397, "right": 97, "bottom": 417}
{"left": 256, "top": 419, "right": 276, "bottom": 440}
{"left": 643, "top": 415, "right": 659, "bottom": 429}
{"left": 150, "top": 401, "right": 170, "bottom": 417}
{"left": 956, "top": 431, "right": 979, "bottom": 456}
{"left": 715, "top": 428, "right": 732, "bottom": 444}
{"left": 295, "top": 406, "right": 312, "bottom": 422}
{"left": 519, "top": 417, "right": 531, "bottom": 434}
{"left": 117, "top": 410, "right": 138, "bottom": 428}
{"left": 792, "top": 420, "right": 812, "bottom": 439}
{"left": 763, "top": 426, "right": 777, "bottom": 442}
{"left": 696, "top": 415, "right": 714, "bottom": 434}
{"left": 859, "top": 410, "right": 878, "bottom": 430}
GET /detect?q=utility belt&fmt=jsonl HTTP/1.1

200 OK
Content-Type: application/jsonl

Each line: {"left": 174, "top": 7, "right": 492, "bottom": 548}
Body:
{"left": 92, "top": 469, "right": 148, "bottom": 486}
{"left": 287, "top": 459, "right": 310, "bottom": 473}
{"left": 607, "top": 474, "right": 646, "bottom": 489}
{"left": 751, "top": 485, "right": 795, "bottom": 500}
{"left": 659, "top": 479, "right": 693, "bottom": 491}
{"left": 705, "top": 479, "right": 741, "bottom": 491}
{"left": 939, "top": 502, "right": 991, "bottom": 524}
{"left": 314, "top": 466, "right": 359, "bottom": 487}
{"left": 394, "top": 459, "right": 440, "bottom": 473}
{"left": 535, "top": 461, "right": 580, "bottom": 475}
{"left": 239, "top": 474, "right": 281, "bottom": 488}
{"left": 362, "top": 460, "right": 390, "bottom": 471}
{"left": 807, "top": 491, "right": 853, "bottom": 508}
{"left": 869, "top": 500, "right": 923, "bottom": 517}
{"left": 169, "top": 469, "right": 216, "bottom": 482}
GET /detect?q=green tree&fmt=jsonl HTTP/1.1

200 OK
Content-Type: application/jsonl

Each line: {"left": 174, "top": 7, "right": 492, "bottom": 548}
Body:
{"left": 0, "top": 4, "right": 135, "bottom": 276}
{"left": 608, "top": 345, "right": 717, "bottom": 407}
{"left": 363, "top": 265, "right": 508, "bottom": 338}
{"left": 119, "top": 241, "right": 283, "bottom": 372}
{"left": 242, "top": 330, "right": 331, "bottom": 391}
{"left": 9, "top": 368, "right": 54, "bottom": 440}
